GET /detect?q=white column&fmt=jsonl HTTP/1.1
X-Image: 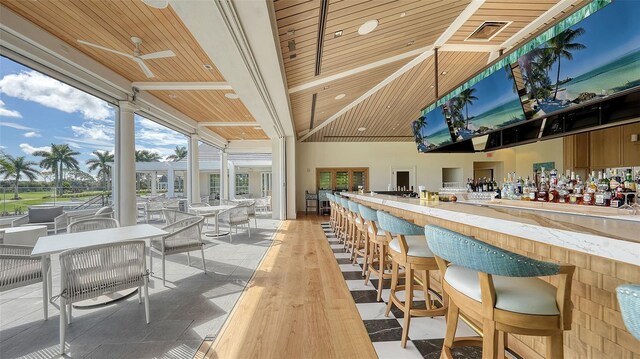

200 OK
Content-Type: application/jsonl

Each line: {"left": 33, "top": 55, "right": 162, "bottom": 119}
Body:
{"left": 151, "top": 171, "right": 158, "bottom": 196}
{"left": 114, "top": 101, "right": 137, "bottom": 226}
{"left": 220, "top": 151, "right": 229, "bottom": 200}
{"left": 187, "top": 135, "right": 200, "bottom": 204}
{"left": 167, "top": 167, "right": 175, "bottom": 197}
{"left": 228, "top": 161, "right": 236, "bottom": 200}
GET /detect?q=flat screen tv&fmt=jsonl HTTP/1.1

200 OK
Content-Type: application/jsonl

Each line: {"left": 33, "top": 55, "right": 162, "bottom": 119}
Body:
{"left": 515, "top": 0, "right": 640, "bottom": 120}
{"left": 412, "top": 105, "right": 455, "bottom": 152}
{"left": 444, "top": 65, "right": 526, "bottom": 141}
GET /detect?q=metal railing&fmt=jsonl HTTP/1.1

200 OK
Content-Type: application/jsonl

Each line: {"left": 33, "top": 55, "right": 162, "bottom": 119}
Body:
{"left": 0, "top": 186, "right": 111, "bottom": 217}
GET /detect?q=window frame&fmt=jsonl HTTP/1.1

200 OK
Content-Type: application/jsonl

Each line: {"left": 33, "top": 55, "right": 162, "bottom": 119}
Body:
{"left": 315, "top": 167, "right": 369, "bottom": 192}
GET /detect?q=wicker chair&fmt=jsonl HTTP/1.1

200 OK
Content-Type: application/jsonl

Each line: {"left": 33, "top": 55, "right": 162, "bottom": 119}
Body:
{"left": 150, "top": 216, "right": 205, "bottom": 286}
{"left": 58, "top": 240, "right": 149, "bottom": 355}
{"left": 235, "top": 200, "right": 257, "bottom": 228}
{"left": 255, "top": 196, "right": 271, "bottom": 214}
{"left": 145, "top": 200, "right": 165, "bottom": 223}
{"left": 94, "top": 206, "right": 114, "bottom": 218}
{"left": 0, "top": 244, "right": 49, "bottom": 321}
{"left": 67, "top": 218, "right": 120, "bottom": 233}
{"left": 163, "top": 209, "right": 198, "bottom": 225}
{"left": 219, "top": 206, "right": 250, "bottom": 242}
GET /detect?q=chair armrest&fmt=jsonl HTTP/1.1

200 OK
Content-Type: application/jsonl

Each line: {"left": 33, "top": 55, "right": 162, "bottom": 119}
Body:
{"left": 0, "top": 244, "right": 36, "bottom": 256}
{"left": 55, "top": 213, "right": 69, "bottom": 231}
{"left": 556, "top": 264, "right": 576, "bottom": 330}
{"left": 11, "top": 215, "right": 29, "bottom": 227}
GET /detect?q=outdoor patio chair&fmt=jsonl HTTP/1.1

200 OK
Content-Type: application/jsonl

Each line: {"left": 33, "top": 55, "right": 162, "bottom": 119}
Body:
{"left": 219, "top": 206, "right": 250, "bottom": 242}
{"left": 67, "top": 217, "right": 119, "bottom": 233}
{"left": 236, "top": 200, "right": 257, "bottom": 228}
{"left": 145, "top": 200, "right": 165, "bottom": 223}
{"left": 150, "top": 216, "right": 205, "bottom": 286}
{"left": 12, "top": 206, "right": 67, "bottom": 234}
{"left": 163, "top": 209, "right": 198, "bottom": 225}
{"left": 0, "top": 244, "right": 49, "bottom": 321}
{"left": 255, "top": 196, "right": 271, "bottom": 214}
{"left": 94, "top": 206, "right": 114, "bottom": 218}
{"left": 58, "top": 240, "right": 149, "bottom": 355}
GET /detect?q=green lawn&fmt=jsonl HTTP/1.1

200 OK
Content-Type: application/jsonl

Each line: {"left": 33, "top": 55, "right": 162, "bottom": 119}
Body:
{"left": 0, "top": 191, "right": 72, "bottom": 215}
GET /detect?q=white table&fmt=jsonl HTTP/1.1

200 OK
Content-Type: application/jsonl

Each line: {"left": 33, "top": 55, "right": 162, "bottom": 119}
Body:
{"left": 189, "top": 205, "right": 235, "bottom": 237}
{"left": 32, "top": 224, "right": 167, "bottom": 308}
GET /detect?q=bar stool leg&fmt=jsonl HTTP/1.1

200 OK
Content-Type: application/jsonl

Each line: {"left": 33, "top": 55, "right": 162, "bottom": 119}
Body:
{"left": 401, "top": 263, "right": 414, "bottom": 348}
{"left": 420, "top": 270, "right": 432, "bottom": 311}
{"left": 385, "top": 261, "right": 399, "bottom": 315}
{"left": 443, "top": 299, "right": 459, "bottom": 353}
{"left": 482, "top": 320, "right": 499, "bottom": 359}
{"left": 546, "top": 333, "right": 564, "bottom": 359}
{"left": 361, "top": 232, "right": 369, "bottom": 276}
{"left": 377, "top": 243, "right": 387, "bottom": 302}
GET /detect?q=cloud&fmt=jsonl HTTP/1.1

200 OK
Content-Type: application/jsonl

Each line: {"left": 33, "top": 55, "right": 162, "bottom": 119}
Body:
{"left": 24, "top": 131, "right": 41, "bottom": 138}
{"left": 136, "top": 117, "right": 187, "bottom": 147}
{"left": 0, "top": 100, "right": 21, "bottom": 118}
{"left": 0, "top": 70, "right": 114, "bottom": 121}
{"left": 71, "top": 123, "right": 113, "bottom": 141}
{"left": 0, "top": 121, "right": 36, "bottom": 131}
{"left": 19, "top": 143, "right": 50, "bottom": 155}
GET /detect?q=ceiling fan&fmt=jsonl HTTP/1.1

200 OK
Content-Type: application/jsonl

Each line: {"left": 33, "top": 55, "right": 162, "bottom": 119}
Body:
{"left": 77, "top": 36, "right": 175, "bottom": 78}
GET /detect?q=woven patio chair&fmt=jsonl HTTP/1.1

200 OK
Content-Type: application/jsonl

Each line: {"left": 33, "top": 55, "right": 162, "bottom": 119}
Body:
{"left": 163, "top": 208, "right": 198, "bottom": 225}
{"left": 219, "top": 206, "right": 250, "bottom": 242}
{"left": 150, "top": 216, "right": 205, "bottom": 286}
{"left": 58, "top": 240, "right": 149, "bottom": 354}
{"left": 67, "top": 218, "right": 119, "bottom": 233}
{"left": 0, "top": 244, "right": 49, "bottom": 321}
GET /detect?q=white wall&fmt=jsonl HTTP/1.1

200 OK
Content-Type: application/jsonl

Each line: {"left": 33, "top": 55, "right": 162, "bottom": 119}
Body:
{"left": 295, "top": 138, "right": 564, "bottom": 212}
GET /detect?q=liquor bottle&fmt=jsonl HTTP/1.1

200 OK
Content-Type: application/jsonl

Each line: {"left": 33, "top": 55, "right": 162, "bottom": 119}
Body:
{"left": 550, "top": 168, "right": 558, "bottom": 187}
{"left": 537, "top": 170, "right": 549, "bottom": 202}
{"left": 595, "top": 171, "right": 611, "bottom": 207}
{"left": 501, "top": 178, "right": 508, "bottom": 199}
{"left": 611, "top": 186, "right": 625, "bottom": 208}
{"left": 488, "top": 177, "right": 494, "bottom": 192}
{"left": 582, "top": 173, "right": 596, "bottom": 205}
{"left": 573, "top": 175, "right": 585, "bottom": 205}
{"left": 548, "top": 182, "right": 559, "bottom": 203}
{"left": 624, "top": 169, "right": 636, "bottom": 192}
{"left": 609, "top": 170, "right": 620, "bottom": 191}
{"left": 516, "top": 176, "right": 524, "bottom": 195}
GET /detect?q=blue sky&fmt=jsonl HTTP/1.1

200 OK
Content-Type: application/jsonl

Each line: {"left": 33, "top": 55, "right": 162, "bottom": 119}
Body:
{"left": 0, "top": 57, "right": 187, "bottom": 177}
{"left": 464, "top": 67, "right": 521, "bottom": 117}
{"left": 543, "top": 1, "right": 640, "bottom": 80}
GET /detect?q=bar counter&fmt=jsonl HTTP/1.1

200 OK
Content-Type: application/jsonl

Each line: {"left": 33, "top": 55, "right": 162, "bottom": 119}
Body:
{"left": 344, "top": 192, "right": 640, "bottom": 359}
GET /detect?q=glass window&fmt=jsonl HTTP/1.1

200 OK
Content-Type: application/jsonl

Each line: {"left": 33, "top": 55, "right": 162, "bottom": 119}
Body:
{"left": 352, "top": 171, "right": 366, "bottom": 191}
{"left": 318, "top": 171, "right": 332, "bottom": 190}
{"left": 235, "top": 173, "right": 249, "bottom": 195}
{"left": 261, "top": 172, "right": 272, "bottom": 197}
{"left": 336, "top": 171, "right": 349, "bottom": 191}
{"left": 209, "top": 174, "right": 220, "bottom": 199}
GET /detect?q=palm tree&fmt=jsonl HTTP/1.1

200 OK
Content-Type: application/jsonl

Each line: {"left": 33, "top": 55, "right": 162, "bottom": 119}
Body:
{"left": 457, "top": 88, "right": 478, "bottom": 129}
{"left": 0, "top": 154, "right": 13, "bottom": 177}
{"left": 33, "top": 144, "right": 80, "bottom": 189}
{"left": 135, "top": 150, "right": 161, "bottom": 162}
{"left": 166, "top": 146, "right": 187, "bottom": 162}
{"left": 546, "top": 27, "right": 586, "bottom": 100}
{"left": 2, "top": 155, "right": 39, "bottom": 199}
{"left": 86, "top": 150, "right": 114, "bottom": 190}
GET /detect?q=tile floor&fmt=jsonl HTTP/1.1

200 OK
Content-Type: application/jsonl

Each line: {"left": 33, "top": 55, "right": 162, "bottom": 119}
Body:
{"left": 0, "top": 216, "right": 280, "bottom": 359}
{"left": 320, "top": 222, "right": 485, "bottom": 359}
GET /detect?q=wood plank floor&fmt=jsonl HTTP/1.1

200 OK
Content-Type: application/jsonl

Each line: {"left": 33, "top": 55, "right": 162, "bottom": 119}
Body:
{"left": 196, "top": 215, "right": 377, "bottom": 359}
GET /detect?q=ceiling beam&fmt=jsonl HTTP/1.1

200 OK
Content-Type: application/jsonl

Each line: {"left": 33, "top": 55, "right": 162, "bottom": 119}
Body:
{"left": 288, "top": 42, "right": 498, "bottom": 94}
{"left": 297, "top": 0, "right": 486, "bottom": 142}
{"left": 132, "top": 82, "right": 233, "bottom": 91}
{"left": 197, "top": 122, "right": 260, "bottom": 127}
{"left": 500, "top": 0, "right": 579, "bottom": 50}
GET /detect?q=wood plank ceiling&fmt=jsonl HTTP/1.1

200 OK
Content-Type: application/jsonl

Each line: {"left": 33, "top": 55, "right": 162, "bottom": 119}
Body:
{"left": 1, "top": 0, "right": 269, "bottom": 140}
{"left": 274, "top": 0, "right": 591, "bottom": 142}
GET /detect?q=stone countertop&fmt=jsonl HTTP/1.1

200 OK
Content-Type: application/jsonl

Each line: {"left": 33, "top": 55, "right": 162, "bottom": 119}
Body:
{"left": 343, "top": 192, "right": 640, "bottom": 265}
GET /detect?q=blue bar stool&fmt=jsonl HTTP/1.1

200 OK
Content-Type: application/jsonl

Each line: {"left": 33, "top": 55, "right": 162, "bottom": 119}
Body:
{"left": 337, "top": 198, "right": 349, "bottom": 244}
{"left": 617, "top": 284, "right": 640, "bottom": 340}
{"left": 347, "top": 201, "right": 365, "bottom": 264}
{"left": 425, "top": 225, "right": 575, "bottom": 359}
{"left": 377, "top": 211, "right": 448, "bottom": 348}
{"left": 359, "top": 204, "right": 391, "bottom": 299}
{"left": 327, "top": 194, "right": 337, "bottom": 231}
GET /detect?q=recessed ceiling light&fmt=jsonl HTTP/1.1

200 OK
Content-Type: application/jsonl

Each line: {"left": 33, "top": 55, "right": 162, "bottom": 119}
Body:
{"left": 253, "top": 126, "right": 261, "bottom": 130}
{"left": 323, "top": 85, "right": 330, "bottom": 90}
{"left": 203, "top": 64, "right": 214, "bottom": 70}
{"left": 406, "top": 40, "right": 415, "bottom": 46}
{"left": 334, "top": 30, "right": 343, "bottom": 38}
{"left": 225, "top": 93, "right": 240, "bottom": 99}
{"left": 386, "top": 105, "right": 391, "bottom": 109}
{"left": 358, "top": 19, "right": 378, "bottom": 35}
{"left": 334, "top": 93, "right": 346, "bottom": 100}
{"left": 358, "top": 127, "right": 366, "bottom": 132}
{"left": 168, "top": 94, "right": 177, "bottom": 99}
{"left": 142, "top": 0, "right": 168, "bottom": 9}
{"left": 400, "top": 12, "right": 406, "bottom": 18}
{"left": 441, "top": 71, "right": 448, "bottom": 75}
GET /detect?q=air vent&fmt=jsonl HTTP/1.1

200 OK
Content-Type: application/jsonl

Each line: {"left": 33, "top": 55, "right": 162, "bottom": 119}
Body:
{"left": 288, "top": 40, "right": 296, "bottom": 52}
{"left": 466, "top": 21, "right": 511, "bottom": 42}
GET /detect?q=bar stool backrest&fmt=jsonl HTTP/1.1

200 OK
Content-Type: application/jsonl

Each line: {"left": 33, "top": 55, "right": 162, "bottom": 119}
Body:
{"left": 340, "top": 198, "right": 348, "bottom": 208}
{"left": 376, "top": 211, "right": 423, "bottom": 236}
{"left": 617, "top": 284, "right": 640, "bottom": 340}
{"left": 347, "top": 200, "right": 359, "bottom": 213}
{"left": 358, "top": 204, "right": 377, "bottom": 222}
{"left": 424, "top": 225, "right": 560, "bottom": 277}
